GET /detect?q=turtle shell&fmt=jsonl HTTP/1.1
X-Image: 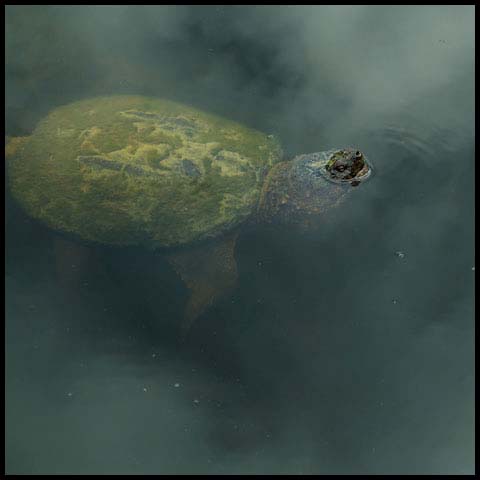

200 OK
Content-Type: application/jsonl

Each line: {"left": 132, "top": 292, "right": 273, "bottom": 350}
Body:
{"left": 8, "top": 96, "right": 283, "bottom": 248}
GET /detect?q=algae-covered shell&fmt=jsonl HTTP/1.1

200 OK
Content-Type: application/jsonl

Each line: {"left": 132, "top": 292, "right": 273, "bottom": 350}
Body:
{"left": 8, "top": 96, "right": 283, "bottom": 248}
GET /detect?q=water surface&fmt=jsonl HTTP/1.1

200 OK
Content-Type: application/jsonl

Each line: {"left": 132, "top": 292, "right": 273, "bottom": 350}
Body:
{"left": 5, "top": 5, "right": 474, "bottom": 475}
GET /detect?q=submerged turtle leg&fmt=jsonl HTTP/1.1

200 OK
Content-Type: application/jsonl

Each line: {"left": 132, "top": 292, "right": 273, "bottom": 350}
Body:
{"left": 166, "top": 232, "right": 239, "bottom": 332}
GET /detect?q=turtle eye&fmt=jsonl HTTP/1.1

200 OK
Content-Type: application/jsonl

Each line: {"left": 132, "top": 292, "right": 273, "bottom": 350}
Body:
{"left": 355, "top": 151, "right": 362, "bottom": 159}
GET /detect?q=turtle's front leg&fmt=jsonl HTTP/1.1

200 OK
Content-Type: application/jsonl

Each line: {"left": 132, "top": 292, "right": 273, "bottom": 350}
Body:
{"left": 166, "top": 232, "right": 239, "bottom": 332}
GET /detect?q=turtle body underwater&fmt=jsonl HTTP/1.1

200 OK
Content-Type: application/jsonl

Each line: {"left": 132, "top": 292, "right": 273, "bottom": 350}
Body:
{"left": 6, "top": 95, "right": 372, "bottom": 330}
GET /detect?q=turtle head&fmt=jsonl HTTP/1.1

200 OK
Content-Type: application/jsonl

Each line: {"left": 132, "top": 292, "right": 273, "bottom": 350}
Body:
{"left": 261, "top": 147, "right": 373, "bottom": 225}
{"left": 323, "top": 148, "right": 371, "bottom": 186}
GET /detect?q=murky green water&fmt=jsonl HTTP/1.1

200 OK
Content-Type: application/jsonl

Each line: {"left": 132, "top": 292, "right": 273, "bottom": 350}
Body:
{"left": 5, "top": 6, "right": 474, "bottom": 475}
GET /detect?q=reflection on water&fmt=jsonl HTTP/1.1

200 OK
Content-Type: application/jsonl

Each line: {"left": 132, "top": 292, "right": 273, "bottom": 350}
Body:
{"left": 5, "top": 5, "right": 474, "bottom": 475}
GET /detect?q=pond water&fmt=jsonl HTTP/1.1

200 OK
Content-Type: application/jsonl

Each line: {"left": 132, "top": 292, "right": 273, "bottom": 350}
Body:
{"left": 5, "top": 6, "right": 474, "bottom": 475}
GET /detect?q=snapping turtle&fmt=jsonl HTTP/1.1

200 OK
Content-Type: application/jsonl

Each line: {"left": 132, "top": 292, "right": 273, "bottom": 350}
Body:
{"left": 5, "top": 95, "right": 372, "bottom": 329}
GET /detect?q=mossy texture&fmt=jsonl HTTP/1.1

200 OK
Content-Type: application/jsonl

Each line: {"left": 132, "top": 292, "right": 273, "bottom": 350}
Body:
{"left": 8, "top": 96, "right": 283, "bottom": 248}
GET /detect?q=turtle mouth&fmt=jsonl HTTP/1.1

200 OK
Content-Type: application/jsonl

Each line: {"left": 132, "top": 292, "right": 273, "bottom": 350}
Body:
{"left": 352, "top": 159, "right": 372, "bottom": 182}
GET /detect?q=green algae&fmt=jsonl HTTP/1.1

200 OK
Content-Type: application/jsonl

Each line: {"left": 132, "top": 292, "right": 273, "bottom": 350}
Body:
{"left": 8, "top": 95, "right": 283, "bottom": 248}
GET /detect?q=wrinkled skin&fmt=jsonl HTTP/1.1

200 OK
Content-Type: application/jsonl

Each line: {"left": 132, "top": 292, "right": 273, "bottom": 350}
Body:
{"left": 258, "top": 147, "right": 372, "bottom": 226}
